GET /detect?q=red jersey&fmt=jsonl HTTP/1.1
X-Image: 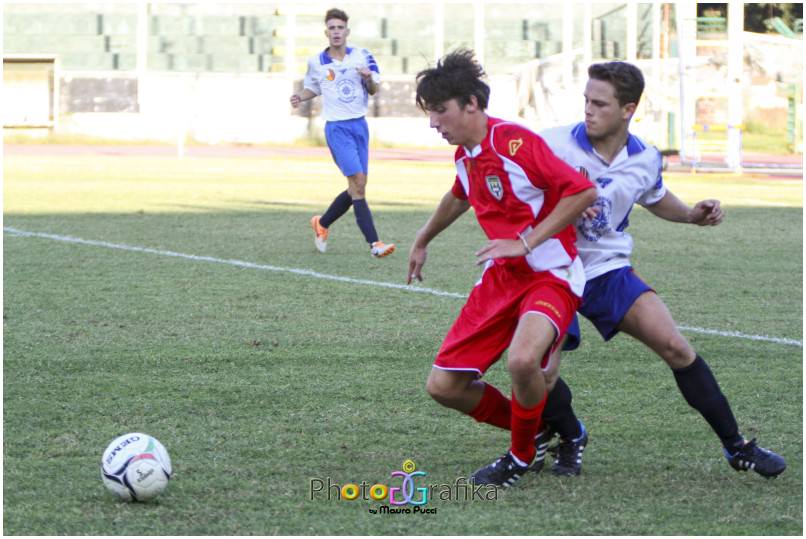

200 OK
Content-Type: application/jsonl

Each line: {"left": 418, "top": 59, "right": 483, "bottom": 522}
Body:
{"left": 451, "top": 116, "right": 594, "bottom": 296}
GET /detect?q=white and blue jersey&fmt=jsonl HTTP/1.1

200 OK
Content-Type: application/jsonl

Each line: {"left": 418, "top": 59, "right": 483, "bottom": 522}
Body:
{"left": 540, "top": 122, "right": 666, "bottom": 280}
{"left": 303, "top": 46, "right": 380, "bottom": 122}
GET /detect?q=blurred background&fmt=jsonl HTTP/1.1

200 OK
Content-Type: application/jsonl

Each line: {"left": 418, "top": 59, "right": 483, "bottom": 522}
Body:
{"left": 3, "top": 1, "right": 803, "bottom": 171}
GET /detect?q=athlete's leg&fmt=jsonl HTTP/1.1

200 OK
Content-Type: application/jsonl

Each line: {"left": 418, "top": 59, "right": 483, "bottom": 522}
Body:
{"left": 619, "top": 291, "right": 743, "bottom": 450}
{"left": 467, "top": 312, "right": 556, "bottom": 487}
{"left": 542, "top": 346, "right": 561, "bottom": 392}
{"left": 618, "top": 290, "right": 785, "bottom": 475}
{"left": 618, "top": 291, "right": 694, "bottom": 368}
{"left": 319, "top": 190, "right": 353, "bottom": 228}
{"left": 425, "top": 368, "right": 485, "bottom": 413}
{"left": 344, "top": 118, "right": 381, "bottom": 246}
{"left": 425, "top": 368, "right": 511, "bottom": 430}
{"left": 541, "top": 348, "right": 582, "bottom": 436}
{"left": 316, "top": 122, "right": 359, "bottom": 246}
{"left": 428, "top": 265, "right": 517, "bottom": 430}
{"left": 529, "top": 336, "right": 587, "bottom": 475}
{"left": 540, "top": 315, "right": 584, "bottom": 436}
{"left": 346, "top": 171, "right": 368, "bottom": 199}
{"left": 345, "top": 172, "right": 381, "bottom": 245}
{"left": 506, "top": 312, "right": 556, "bottom": 465}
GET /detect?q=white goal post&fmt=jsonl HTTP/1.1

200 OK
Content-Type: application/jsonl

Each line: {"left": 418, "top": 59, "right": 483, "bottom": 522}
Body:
{"left": 3, "top": 55, "right": 59, "bottom": 128}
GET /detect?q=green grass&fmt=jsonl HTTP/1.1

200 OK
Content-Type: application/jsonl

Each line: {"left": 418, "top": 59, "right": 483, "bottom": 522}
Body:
{"left": 693, "top": 128, "right": 800, "bottom": 155}
{"left": 3, "top": 151, "right": 803, "bottom": 535}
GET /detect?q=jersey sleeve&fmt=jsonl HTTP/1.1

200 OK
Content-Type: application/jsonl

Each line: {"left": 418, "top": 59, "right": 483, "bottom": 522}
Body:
{"left": 637, "top": 150, "right": 667, "bottom": 206}
{"left": 361, "top": 48, "right": 381, "bottom": 84}
{"left": 303, "top": 58, "right": 321, "bottom": 95}
{"left": 502, "top": 127, "right": 594, "bottom": 198}
{"left": 451, "top": 176, "right": 467, "bottom": 199}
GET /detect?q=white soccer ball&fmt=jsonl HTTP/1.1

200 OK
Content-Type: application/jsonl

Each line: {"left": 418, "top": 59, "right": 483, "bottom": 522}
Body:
{"left": 100, "top": 433, "right": 172, "bottom": 502}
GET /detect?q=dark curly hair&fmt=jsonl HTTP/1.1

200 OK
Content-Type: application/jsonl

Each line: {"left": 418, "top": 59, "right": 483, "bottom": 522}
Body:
{"left": 588, "top": 62, "right": 644, "bottom": 106}
{"left": 415, "top": 49, "right": 490, "bottom": 112}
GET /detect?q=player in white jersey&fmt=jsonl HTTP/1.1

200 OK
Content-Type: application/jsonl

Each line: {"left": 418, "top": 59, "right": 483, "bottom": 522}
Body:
{"left": 531, "top": 61, "right": 785, "bottom": 478}
{"left": 290, "top": 8, "right": 395, "bottom": 258}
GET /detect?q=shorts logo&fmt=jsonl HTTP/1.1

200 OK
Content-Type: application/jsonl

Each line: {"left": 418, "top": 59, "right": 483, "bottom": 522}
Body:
{"left": 326, "top": 69, "right": 336, "bottom": 81}
{"left": 534, "top": 300, "right": 561, "bottom": 319}
{"left": 577, "top": 166, "right": 589, "bottom": 179}
{"left": 485, "top": 175, "right": 503, "bottom": 200}
{"left": 508, "top": 138, "right": 523, "bottom": 156}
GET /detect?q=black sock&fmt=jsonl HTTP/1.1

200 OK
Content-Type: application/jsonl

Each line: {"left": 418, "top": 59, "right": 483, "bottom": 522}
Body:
{"left": 672, "top": 355, "right": 744, "bottom": 452}
{"left": 352, "top": 198, "right": 379, "bottom": 245}
{"left": 320, "top": 190, "right": 353, "bottom": 229}
{"left": 543, "top": 377, "right": 581, "bottom": 440}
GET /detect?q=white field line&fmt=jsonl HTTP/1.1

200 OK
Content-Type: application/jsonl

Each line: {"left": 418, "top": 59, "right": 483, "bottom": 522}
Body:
{"left": 5, "top": 226, "right": 802, "bottom": 348}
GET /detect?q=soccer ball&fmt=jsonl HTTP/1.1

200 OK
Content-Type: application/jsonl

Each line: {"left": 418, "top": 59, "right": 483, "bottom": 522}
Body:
{"left": 101, "top": 433, "right": 172, "bottom": 502}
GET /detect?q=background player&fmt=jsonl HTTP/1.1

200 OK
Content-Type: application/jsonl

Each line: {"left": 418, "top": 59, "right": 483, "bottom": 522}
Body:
{"left": 533, "top": 61, "right": 786, "bottom": 478}
{"left": 290, "top": 8, "right": 395, "bottom": 258}
{"left": 409, "top": 50, "right": 596, "bottom": 487}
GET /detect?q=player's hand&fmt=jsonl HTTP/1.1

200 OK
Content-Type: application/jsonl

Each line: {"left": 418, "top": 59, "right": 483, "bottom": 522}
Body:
{"left": 290, "top": 94, "right": 301, "bottom": 108}
{"left": 407, "top": 244, "right": 428, "bottom": 284}
{"left": 582, "top": 206, "right": 599, "bottom": 220}
{"left": 689, "top": 199, "right": 724, "bottom": 226}
{"left": 356, "top": 67, "right": 372, "bottom": 81}
{"left": 475, "top": 239, "right": 527, "bottom": 265}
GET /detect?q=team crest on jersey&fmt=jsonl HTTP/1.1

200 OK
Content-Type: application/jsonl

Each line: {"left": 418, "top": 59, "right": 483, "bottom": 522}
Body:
{"left": 577, "top": 166, "right": 590, "bottom": 179}
{"left": 336, "top": 79, "right": 358, "bottom": 103}
{"left": 485, "top": 175, "right": 504, "bottom": 200}
{"left": 326, "top": 69, "right": 336, "bottom": 81}
{"left": 508, "top": 138, "right": 523, "bottom": 156}
{"left": 577, "top": 196, "right": 612, "bottom": 242}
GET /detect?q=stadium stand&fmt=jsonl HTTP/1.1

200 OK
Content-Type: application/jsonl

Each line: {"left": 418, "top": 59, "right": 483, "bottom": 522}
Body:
{"left": 4, "top": 3, "right": 635, "bottom": 76}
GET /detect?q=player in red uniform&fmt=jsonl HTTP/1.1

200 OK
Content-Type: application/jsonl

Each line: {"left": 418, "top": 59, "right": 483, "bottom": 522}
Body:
{"left": 408, "top": 50, "right": 596, "bottom": 487}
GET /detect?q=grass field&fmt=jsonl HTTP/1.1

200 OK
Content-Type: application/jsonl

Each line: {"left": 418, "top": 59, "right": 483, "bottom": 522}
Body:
{"left": 3, "top": 148, "right": 803, "bottom": 535}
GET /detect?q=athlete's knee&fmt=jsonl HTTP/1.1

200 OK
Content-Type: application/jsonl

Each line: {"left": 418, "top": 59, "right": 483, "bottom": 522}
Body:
{"left": 425, "top": 369, "right": 465, "bottom": 405}
{"left": 507, "top": 350, "right": 542, "bottom": 381}
{"left": 347, "top": 174, "right": 367, "bottom": 198}
{"left": 658, "top": 332, "right": 695, "bottom": 369}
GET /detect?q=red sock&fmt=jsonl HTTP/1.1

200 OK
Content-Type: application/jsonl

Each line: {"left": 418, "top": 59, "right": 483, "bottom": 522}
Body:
{"left": 468, "top": 383, "right": 511, "bottom": 430}
{"left": 509, "top": 392, "right": 547, "bottom": 464}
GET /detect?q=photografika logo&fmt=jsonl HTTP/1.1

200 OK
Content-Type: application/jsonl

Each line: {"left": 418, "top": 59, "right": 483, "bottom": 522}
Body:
{"left": 309, "top": 459, "right": 498, "bottom": 515}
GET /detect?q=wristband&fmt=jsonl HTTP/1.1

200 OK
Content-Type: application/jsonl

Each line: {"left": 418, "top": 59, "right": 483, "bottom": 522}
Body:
{"left": 518, "top": 232, "right": 532, "bottom": 254}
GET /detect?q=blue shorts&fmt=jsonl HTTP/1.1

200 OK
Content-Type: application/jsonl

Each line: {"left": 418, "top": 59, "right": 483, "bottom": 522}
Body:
{"left": 325, "top": 117, "right": 369, "bottom": 177}
{"left": 562, "top": 266, "right": 654, "bottom": 351}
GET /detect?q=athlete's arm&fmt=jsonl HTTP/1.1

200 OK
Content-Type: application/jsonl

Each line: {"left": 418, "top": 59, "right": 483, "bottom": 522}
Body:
{"left": 475, "top": 187, "right": 596, "bottom": 265}
{"left": 290, "top": 89, "right": 318, "bottom": 108}
{"left": 357, "top": 67, "right": 378, "bottom": 95}
{"left": 408, "top": 192, "right": 470, "bottom": 283}
{"left": 645, "top": 191, "right": 724, "bottom": 226}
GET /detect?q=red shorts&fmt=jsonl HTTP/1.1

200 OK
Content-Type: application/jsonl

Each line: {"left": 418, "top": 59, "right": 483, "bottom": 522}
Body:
{"left": 434, "top": 265, "right": 580, "bottom": 376}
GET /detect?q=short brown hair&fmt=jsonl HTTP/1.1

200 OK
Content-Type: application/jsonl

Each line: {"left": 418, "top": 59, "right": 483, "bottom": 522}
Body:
{"left": 325, "top": 8, "right": 348, "bottom": 24}
{"left": 588, "top": 62, "right": 644, "bottom": 106}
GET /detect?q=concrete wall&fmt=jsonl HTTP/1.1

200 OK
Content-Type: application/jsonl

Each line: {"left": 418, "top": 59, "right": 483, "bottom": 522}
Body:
{"left": 53, "top": 72, "right": 523, "bottom": 146}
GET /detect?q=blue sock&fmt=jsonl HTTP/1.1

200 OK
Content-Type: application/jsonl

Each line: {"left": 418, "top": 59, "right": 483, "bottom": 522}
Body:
{"left": 352, "top": 198, "right": 379, "bottom": 245}
{"left": 320, "top": 190, "right": 353, "bottom": 229}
